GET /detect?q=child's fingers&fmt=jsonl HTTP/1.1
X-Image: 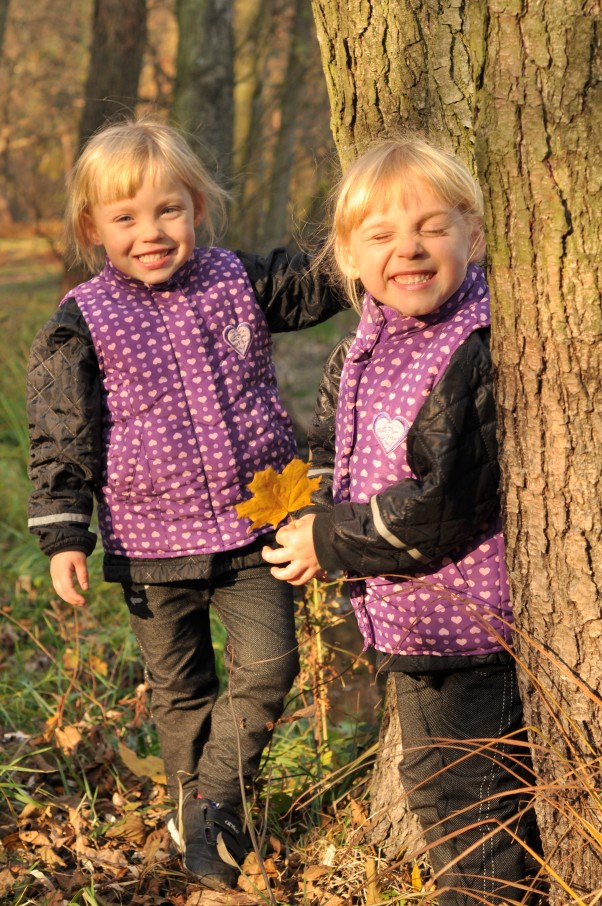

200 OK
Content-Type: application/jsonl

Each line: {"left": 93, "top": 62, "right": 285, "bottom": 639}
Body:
{"left": 269, "top": 561, "right": 322, "bottom": 586}
{"left": 270, "top": 564, "right": 306, "bottom": 585}
{"left": 262, "top": 544, "right": 291, "bottom": 565}
{"left": 53, "top": 576, "right": 87, "bottom": 607}
{"left": 73, "top": 558, "right": 90, "bottom": 594}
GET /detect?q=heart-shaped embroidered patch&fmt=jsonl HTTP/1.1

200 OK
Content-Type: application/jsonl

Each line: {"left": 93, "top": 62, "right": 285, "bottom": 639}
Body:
{"left": 372, "top": 412, "right": 410, "bottom": 455}
{"left": 223, "top": 322, "right": 253, "bottom": 357}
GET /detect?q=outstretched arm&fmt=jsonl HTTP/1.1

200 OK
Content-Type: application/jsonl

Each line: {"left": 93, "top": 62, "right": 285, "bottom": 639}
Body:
{"left": 237, "top": 247, "right": 349, "bottom": 332}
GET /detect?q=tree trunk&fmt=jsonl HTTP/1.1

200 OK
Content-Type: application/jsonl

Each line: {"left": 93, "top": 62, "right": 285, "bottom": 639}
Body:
{"left": 476, "top": 4, "right": 602, "bottom": 901}
{"left": 171, "top": 0, "right": 234, "bottom": 188}
{"left": 0, "top": 0, "right": 9, "bottom": 59}
{"left": 229, "top": 0, "right": 275, "bottom": 249}
{"left": 310, "top": 0, "right": 484, "bottom": 168}
{"left": 366, "top": 675, "right": 424, "bottom": 859}
{"left": 310, "top": 1, "right": 602, "bottom": 899}
{"left": 78, "top": 0, "right": 148, "bottom": 148}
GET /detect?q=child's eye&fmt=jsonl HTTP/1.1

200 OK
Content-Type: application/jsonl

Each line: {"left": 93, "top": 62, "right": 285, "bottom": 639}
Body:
{"left": 420, "top": 228, "right": 447, "bottom": 237}
{"left": 371, "top": 232, "right": 394, "bottom": 242}
{"left": 115, "top": 214, "right": 133, "bottom": 224}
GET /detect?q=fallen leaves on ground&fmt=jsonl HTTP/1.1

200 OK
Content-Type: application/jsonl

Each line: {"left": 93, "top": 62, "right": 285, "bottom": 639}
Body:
{"left": 0, "top": 722, "right": 423, "bottom": 905}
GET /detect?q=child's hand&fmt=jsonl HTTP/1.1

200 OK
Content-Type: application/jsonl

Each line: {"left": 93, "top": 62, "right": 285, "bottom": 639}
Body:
{"left": 262, "top": 514, "right": 324, "bottom": 586}
{"left": 50, "top": 550, "right": 90, "bottom": 606}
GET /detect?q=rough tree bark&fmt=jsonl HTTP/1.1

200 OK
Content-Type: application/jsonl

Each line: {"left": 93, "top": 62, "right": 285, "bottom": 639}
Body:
{"left": 310, "top": 1, "right": 602, "bottom": 899}
{"left": 310, "top": 0, "right": 483, "bottom": 167}
{"left": 477, "top": 4, "right": 602, "bottom": 900}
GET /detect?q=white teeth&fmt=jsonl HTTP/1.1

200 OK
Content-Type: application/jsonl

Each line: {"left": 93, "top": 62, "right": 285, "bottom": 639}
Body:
{"left": 138, "top": 252, "right": 168, "bottom": 263}
{"left": 393, "top": 273, "right": 432, "bottom": 286}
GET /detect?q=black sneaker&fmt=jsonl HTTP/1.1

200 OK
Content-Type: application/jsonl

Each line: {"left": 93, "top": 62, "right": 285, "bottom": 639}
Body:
{"left": 168, "top": 796, "right": 250, "bottom": 890}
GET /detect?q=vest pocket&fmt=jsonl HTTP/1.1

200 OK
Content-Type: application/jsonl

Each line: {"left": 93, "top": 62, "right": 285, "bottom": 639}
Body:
{"left": 106, "top": 419, "right": 148, "bottom": 499}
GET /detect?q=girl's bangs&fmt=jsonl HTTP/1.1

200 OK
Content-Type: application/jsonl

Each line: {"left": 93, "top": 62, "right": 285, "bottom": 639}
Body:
{"left": 88, "top": 148, "right": 167, "bottom": 206}
{"left": 339, "top": 161, "right": 420, "bottom": 235}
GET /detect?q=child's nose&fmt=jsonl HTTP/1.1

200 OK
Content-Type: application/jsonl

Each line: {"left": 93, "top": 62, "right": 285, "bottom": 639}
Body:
{"left": 141, "top": 218, "right": 164, "bottom": 239}
{"left": 395, "top": 234, "right": 423, "bottom": 258}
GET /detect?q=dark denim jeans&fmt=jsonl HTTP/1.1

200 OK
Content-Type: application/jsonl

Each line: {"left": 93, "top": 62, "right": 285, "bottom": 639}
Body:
{"left": 393, "top": 664, "right": 541, "bottom": 906}
{"left": 123, "top": 562, "right": 298, "bottom": 807}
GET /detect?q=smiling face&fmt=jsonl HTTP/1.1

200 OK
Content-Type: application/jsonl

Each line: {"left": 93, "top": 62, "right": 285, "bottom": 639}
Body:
{"left": 85, "top": 171, "right": 202, "bottom": 285}
{"left": 342, "top": 180, "right": 484, "bottom": 318}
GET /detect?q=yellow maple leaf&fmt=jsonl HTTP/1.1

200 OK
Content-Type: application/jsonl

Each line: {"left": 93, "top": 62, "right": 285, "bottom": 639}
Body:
{"left": 235, "top": 458, "right": 321, "bottom": 532}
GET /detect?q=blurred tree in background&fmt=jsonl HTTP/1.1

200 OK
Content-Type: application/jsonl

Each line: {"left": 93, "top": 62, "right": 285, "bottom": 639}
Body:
{"left": 78, "top": 0, "right": 148, "bottom": 150}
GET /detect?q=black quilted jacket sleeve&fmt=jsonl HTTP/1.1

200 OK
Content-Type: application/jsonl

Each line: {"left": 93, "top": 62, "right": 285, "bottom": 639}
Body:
{"left": 310, "top": 329, "right": 502, "bottom": 575}
{"left": 236, "top": 248, "right": 348, "bottom": 330}
{"left": 27, "top": 298, "right": 101, "bottom": 557}
{"left": 303, "top": 333, "right": 354, "bottom": 511}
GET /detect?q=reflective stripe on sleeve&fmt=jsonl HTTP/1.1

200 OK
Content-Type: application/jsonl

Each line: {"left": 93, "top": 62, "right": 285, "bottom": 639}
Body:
{"left": 370, "top": 496, "right": 428, "bottom": 562}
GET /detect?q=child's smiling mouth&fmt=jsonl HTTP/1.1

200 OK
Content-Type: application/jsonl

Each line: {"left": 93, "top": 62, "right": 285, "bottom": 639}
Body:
{"left": 392, "top": 272, "right": 434, "bottom": 287}
{"left": 137, "top": 250, "right": 174, "bottom": 265}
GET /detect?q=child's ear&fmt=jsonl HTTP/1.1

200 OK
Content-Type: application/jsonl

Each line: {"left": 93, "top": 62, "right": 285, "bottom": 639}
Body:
{"left": 83, "top": 214, "right": 102, "bottom": 246}
{"left": 469, "top": 223, "right": 486, "bottom": 263}
{"left": 338, "top": 245, "right": 361, "bottom": 280}
{"left": 193, "top": 197, "right": 204, "bottom": 227}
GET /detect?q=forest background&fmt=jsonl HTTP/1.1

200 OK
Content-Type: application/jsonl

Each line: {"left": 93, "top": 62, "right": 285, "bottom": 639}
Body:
{"left": 0, "top": 2, "right": 601, "bottom": 906}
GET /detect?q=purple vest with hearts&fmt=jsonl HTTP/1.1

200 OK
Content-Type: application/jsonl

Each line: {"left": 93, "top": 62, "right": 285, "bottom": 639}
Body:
{"left": 334, "top": 266, "right": 513, "bottom": 658}
{"left": 67, "top": 246, "right": 297, "bottom": 558}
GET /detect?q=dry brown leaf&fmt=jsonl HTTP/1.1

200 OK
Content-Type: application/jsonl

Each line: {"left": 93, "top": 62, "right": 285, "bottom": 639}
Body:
{"left": 105, "top": 812, "right": 148, "bottom": 845}
{"left": 0, "top": 869, "right": 16, "bottom": 897}
{"left": 411, "top": 861, "right": 423, "bottom": 891}
{"left": 268, "top": 834, "right": 283, "bottom": 856}
{"left": 62, "top": 649, "right": 79, "bottom": 671}
{"left": 349, "top": 797, "right": 369, "bottom": 828}
{"left": 235, "top": 459, "right": 321, "bottom": 531}
{"left": 19, "top": 829, "right": 53, "bottom": 846}
{"left": 303, "top": 864, "right": 330, "bottom": 881}
{"left": 186, "top": 888, "right": 263, "bottom": 905}
{"left": 237, "top": 852, "right": 280, "bottom": 892}
{"left": 55, "top": 725, "right": 82, "bottom": 755}
{"left": 75, "top": 843, "right": 130, "bottom": 875}
{"left": 38, "top": 844, "right": 67, "bottom": 868}
{"left": 141, "top": 826, "right": 172, "bottom": 865}
{"left": 118, "top": 741, "right": 166, "bottom": 784}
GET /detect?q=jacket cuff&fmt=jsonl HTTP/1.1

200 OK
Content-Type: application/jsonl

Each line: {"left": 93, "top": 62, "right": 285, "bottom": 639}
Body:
{"left": 35, "top": 526, "right": 97, "bottom": 558}
{"left": 312, "top": 513, "right": 341, "bottom": 572}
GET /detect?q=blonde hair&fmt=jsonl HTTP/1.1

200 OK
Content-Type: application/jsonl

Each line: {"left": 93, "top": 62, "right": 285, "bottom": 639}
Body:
{"left": 65, "top": 115, "right": 230, "bottom": 271}
{"left": 325, "top": 135, "right": 485, "bottom": 310}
